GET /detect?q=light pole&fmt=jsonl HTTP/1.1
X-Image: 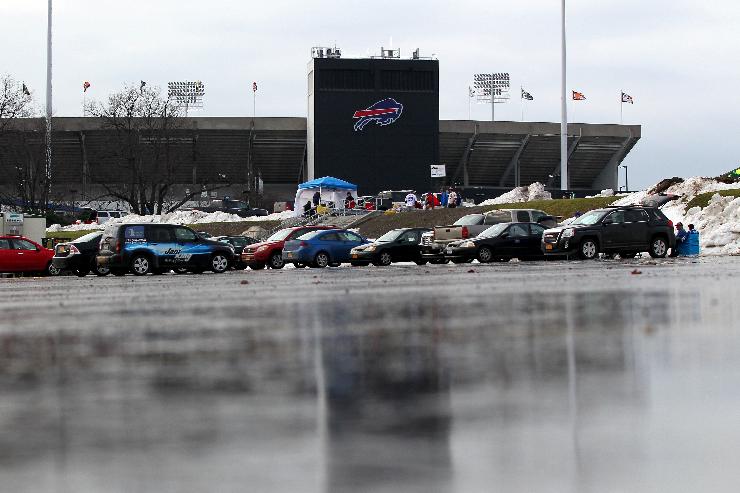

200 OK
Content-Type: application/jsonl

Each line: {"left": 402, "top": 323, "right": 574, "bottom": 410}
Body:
{"left": 560, "top": 0, "right": 568, "bottom": 191}
{"left": 620, "top": 165, "right": 629, "bottom": 192}
{"left": 45, "top": 0, "right": 53, "bottom": 207}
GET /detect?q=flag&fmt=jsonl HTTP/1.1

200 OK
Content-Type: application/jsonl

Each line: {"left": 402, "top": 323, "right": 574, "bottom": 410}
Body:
{"left": 621, "top": 92, "right": 634, "bottom": 104}
{"left": 83, "top": 81, "right": 91, "bottom": 92}
{"left": 521, "top": 88, "right": 534, "bottom": 100}
{"left": 22, "top": 83, "right": 30, "bottom": 96}
{"left": 252, "top": 81, "right": 257, "bottom": 93}
{"left": 140, "top": 80, "right": 146, "bottom": 92}
{"left": 572, "top": 90, "right": 586, "bottom": 101}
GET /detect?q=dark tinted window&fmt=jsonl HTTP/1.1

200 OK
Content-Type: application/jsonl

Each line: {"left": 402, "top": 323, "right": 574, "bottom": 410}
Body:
{"left": 150, "top": 226, "right": 174, "bottom": 242}
{"left": 0, "top": 239, "right": 10, "bottom": 249}
{"left": 530, "top": 224, "right": 546, "bottom": 236}
{"left": 606, "top": 210, "right": 626, "bottom": 223}
{"left": 484, "top": 212, "right": 509, "bottom": 225}
{"left": 399, "top": 231, "right": 421, "bottom": 243}
{"left": 626, "top": 210, "right": 648, "bottom": 222}
{"left": 321, "top": 233, "right": 341, "bottom": 241}
{"left": 124, "top": 226, "right": 145, "bottom": 239}
{"left": 508, "top": 224, "right": 528, "bottom": 237}
{"left": 174, "top": 227, "right": 197, "bottom": 241}
{"left": 531, "top": 211, "right": 547, "bottom": 222}
{"left": 516, "top": 211, "right": 530, "bottom": 222}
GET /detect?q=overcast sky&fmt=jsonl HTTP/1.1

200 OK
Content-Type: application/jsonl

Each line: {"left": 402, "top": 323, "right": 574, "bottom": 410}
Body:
{"left": 3, "top": 0, "right": 739, "bottom": 188}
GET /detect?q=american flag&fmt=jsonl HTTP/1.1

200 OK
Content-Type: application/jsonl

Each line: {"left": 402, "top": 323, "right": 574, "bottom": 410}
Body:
{"left": 83, "top": 81, "right": 91, "bottom": 93}
{"left": 621, "top": 92, "right": 634, "bottom": 104}
{"left": 572, "top": 90, "right": 586, "bottom": 101}
{"left": 521, "top": 88, "right": 534, "bottom": 101}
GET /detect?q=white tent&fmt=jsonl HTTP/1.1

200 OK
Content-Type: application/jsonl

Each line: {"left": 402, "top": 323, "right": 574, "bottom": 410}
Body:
{"left": 294, "top": 176, "right": 358, "bottom": 217}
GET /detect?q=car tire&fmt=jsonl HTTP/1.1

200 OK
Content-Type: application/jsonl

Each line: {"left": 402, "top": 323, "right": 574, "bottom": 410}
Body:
{"left": 313, "top": 252, "right": 329, "bottom": 268}
{"left": 211, "top": 253, "right": 229, "bottom": 273}
{"left": 269, "top": 253, "right": 285, "bottom": 269}
{"left": 250, "top": 263, "right": 266, "bottom": 270}
{"left": 578, "top": 239, "right": 599, "bottom": 260}
{"left": 414, "top": 260, "right": 428, "bottom": 266}
{"left": 649, "top": 237, "right": 668, "bottom": 258}
{"left": 74, "top": 268, "right": 89, "bottom": 277}
{"left": 94, "top": 264, "right": 110, "bottom": 276}
{"left": 477, "top": 246, "right": 493, "bottom": 263}
{"left": 374, "top": 251, "right": 392, "bottom": 266}
{"left": 130, "top": 254, "right": 152, "bottom": 276}
{"left": 46, "top": 262, "right": 61, "bottom": 276}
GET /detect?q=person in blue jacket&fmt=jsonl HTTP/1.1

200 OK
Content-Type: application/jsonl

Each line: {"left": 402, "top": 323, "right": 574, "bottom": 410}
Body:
{"left": 671, "top": 222, "right": 689, "bottom": 256}
{"left": 685, "top": 224, "right": 700, "bottom": 255}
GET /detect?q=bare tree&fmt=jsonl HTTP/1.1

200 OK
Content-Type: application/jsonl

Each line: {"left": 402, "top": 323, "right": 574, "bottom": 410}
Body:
{"left": 87, "top": 84, "right": 228, "bottom": 215}
{"left": 0, "top": 75, "right": 35, "bottom": 130}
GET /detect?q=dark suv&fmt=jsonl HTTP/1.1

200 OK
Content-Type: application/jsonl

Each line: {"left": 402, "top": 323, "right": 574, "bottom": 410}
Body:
{"left": 542, "top": 206, "right": 675, "bottom": 259}
{"left": 96, "top": 223, "right": 235, "bottom": 275}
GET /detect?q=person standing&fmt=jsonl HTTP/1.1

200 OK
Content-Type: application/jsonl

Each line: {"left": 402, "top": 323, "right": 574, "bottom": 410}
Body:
{"left": 405, "top": 192, "right": 418, "bottom": 209}
{"left": 440, "top": 189, "right": 449, "bottom": 208}
{"left": 312, "top": 191, "right": 321, "bottom": 206}
{"left": 447, "top": 190, "right": 458, "bottom": 208}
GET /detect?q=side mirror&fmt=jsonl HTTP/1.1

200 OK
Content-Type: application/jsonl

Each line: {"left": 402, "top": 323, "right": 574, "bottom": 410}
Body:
{"left": 500, "top": 232, "right": 509, "bottom": 238}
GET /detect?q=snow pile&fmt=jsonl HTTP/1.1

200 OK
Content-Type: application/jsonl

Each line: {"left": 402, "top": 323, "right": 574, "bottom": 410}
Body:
{"left": 587, "top": 189, "right": 615, "bottom": 198}
{"left": 676, "top": 194, "right": 740, "bottom": 255}
{"left": 46, "top": 209, "right": 294, "bottom": 232}
{"left": 479, "top": 182, "right": 552, "bottom": 206}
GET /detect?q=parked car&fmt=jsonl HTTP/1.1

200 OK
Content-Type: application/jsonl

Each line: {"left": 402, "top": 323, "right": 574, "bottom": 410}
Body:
{"left": 52, "top": 231, "right": 109, "bottom": 276}
{"left": 96, "top": 223, "right": 235, "bottom": 276}
{"left": 241, "top": 226, "right": 337, "bottom": 270}
{"left": 444, "top": 222, "right": 547, "bottom": 263}
{"left": 197, "top": 199, "right": 269, "bottom": 217}
{"left": 542, "top": 206, "right": 675, "bottom": 259}
{"left": 421, "top": 209, "right": 555, "bottom": 262}
{"left": 349, "top": 228, "right": 431, "bottom": 266}
{"left": 282, "top": 229, "right": 370, "bottom": 268}
{"left": 0, "top": 235, "right": 58, "bottom": 275}
{"left": 213, "top": 235, "right": 259, "bottom": 269}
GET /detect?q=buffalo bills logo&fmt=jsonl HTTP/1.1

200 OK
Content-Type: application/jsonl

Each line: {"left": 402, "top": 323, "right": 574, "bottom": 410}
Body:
{"left": 352, "top": 98, "right": 403, "bottom": 131}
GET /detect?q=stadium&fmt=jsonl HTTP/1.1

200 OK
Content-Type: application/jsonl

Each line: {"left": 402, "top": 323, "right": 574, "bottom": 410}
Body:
{"left": 0, "top": 50, "right": 640, "bottom": 207}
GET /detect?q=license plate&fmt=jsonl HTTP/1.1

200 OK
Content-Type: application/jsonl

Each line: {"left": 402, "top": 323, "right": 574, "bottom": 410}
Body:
{"left": 545, "top": 244, "right": 553, "bottom": 250}
{"left": 351, "top": 254, "right": 358, "bottom": 259}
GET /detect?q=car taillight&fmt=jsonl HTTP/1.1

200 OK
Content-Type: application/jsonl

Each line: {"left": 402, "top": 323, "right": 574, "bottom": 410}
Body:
{"left": 115, "top": 239, "right": 121, "bottom": 253}
{"left": 462, "top": 226, "right": 469, "bottom": 239}
{"left": 299, "top": 241, "right": 308, "bottom": 247}
{"left": 667, "top": 220, "right": 673, "bottom": 228}
{"left": 69, "top": 244, "right": 80, "bottom": 254}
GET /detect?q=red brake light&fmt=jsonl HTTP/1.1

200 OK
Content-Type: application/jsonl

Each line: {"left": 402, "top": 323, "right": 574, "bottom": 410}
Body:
{"left": 115, "top": 239, "right": 121, "bottom": 253}
{"left": 462, "top": 226, "right": 469, "bottom": 239}
{"left": 70, "top": 244, "right": 80, "bottom": 254}
{"left": 667, "top": 220, "right": 673, "bottom": 228}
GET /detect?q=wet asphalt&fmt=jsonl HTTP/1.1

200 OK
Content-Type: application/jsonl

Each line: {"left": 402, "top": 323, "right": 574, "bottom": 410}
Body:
{"left": 1, "top": 256, "right": 740, "bottom": 493}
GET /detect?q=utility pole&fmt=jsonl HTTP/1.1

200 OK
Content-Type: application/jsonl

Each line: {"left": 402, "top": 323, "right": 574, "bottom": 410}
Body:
{"left": 560, "top": 0, "right": 568, "bottom": 192}
{"left": 45, "top": 0, "right": 53, "bottom": 207}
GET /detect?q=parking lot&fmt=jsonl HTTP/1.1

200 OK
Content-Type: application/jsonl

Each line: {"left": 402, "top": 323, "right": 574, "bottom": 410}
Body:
{"left": 2, "top": 257, "right": 740, "bottom": 492}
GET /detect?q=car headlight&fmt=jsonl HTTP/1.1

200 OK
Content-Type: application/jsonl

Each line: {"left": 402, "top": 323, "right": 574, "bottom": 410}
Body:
{"left": 256, "top": 245, "right": 268, "bottom": 252}
{"left": 365, "top": 245, "right": 376, "bottom": 252}
{"left": 461, "top": 241, "right": 476, "bottom": 248}
{"left": 561, "top": 228, "right": 575, "bottom": 238}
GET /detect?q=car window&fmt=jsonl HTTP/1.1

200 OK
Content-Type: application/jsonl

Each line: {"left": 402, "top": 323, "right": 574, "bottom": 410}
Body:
{"left": 124, "top": 225, "right": 146, "bottom": 239}
{"left": 483, "top": 212, "right": 509, "bottom": 225}
{"left": 0, "top": 239, "right": 11, "bottom": 249}
{"left": 174, "top": 227, "right": 197, "bottom": 241}
{"left": 529, "top": 224, "right": 546, "bottom": 236}
{"left": 531, "top": 211, "right": 547, "bottom": 222}
{"left": 98, "top": 212, "right": 109, "bottom": 218}
{"left": 399, "top": 231, "right": 421, "bottom": 243}
{"left": 454, "top": 215, "right": 485, "bottom": 226}
{"left": 606, "top": 210, "right": 625, "bottom": 223}
{"left": 340, "top": 232, "right": 363, "bottom": 242}
{"left": 516, "top": 211, "right": 530, "bottom": 222}
{"left": 321, "top": 233, "right": 340, "bottom": 241}
{"left": 150, "top": 226, "right": 174, "bottom": 242}
{"left": 13, "top": 239, "right": 37, "bottom": 250}
{"left": 625, "top": 210, "right": 649, "bottom": 222}
{"left": 508, "top": 224, "right": 528, "bottom": 238}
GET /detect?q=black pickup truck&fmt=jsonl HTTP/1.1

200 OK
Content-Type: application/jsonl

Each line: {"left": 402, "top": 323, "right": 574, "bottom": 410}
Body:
{"left": 196, "top": 199, "right": 269, "bottom": 217}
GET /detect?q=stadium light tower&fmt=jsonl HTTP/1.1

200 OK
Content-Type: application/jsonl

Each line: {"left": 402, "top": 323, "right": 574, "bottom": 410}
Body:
{"left": 560, "top": 0, "right": 568, "bottom": 191}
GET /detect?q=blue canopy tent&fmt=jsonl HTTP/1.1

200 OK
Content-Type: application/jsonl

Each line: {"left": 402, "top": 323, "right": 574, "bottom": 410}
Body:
{"left": 294, "top": 177, "right": 358, "bottom": 216}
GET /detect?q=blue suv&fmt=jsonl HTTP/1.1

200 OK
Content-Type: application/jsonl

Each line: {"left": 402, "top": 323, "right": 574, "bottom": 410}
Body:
{"left": 96, "top": 224, "right": 234, "bottom": 275}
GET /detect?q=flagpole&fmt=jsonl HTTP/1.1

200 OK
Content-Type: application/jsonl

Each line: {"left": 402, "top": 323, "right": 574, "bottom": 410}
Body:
{"left": 620, "top": 90, "right": 623, "bottom": 124}
{"left": 468, "top": 86, "right": 471, "bottom": 120}
{"left": 45, "top": 0, "right": 53, "bottom": 207}
{"left": 520, "top": 86, "right": 524, "bottom": 121}
{"left": 560, "top": 0, "right": 568, "bottom": 192}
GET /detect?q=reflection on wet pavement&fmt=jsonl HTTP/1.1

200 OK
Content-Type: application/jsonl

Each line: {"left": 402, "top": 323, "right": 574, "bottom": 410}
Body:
{"left": 1, "top": 259, "right": 740, "bottom": 492}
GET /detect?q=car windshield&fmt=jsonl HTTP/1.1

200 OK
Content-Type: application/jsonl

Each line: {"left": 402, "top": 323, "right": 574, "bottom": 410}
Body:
{"left": 478, "top": 223, "right": 508, "bottom": 238}
{"left": 73, "top": 232, "right": 102, "bottom": 243}
{"left": 454, "top": 215, "right": 484, "bottom": 226}
{"left": 266, "top": 229, "right": 294, "bottom": 242}
{"left": 572, "top": 210, "right": 608, "bottom": 225}
{"left": 376, "top": 230, "right": 403, "bottom": 242}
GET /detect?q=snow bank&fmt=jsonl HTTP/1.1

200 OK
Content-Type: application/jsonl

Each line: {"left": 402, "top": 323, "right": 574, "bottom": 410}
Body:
{"left": 586, "top": 189, "right": 615, "bottom": 198}
{"left": 46, "top": 209, "right": 294, "bottom": 233}
{"left": 479, "top": 182, "right": 552, "bottom": 206}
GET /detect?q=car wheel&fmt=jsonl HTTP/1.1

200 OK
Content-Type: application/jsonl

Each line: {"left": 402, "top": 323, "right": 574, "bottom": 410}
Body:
{"left": 313, "top": 252, "right": 329, "bottom": 268}
{"left": 131, "top": 254, "right": 152, "bottom": 276}
{"left": 477, "top": 246, "right": 493, "bottom": 263}
{"left": 211, "top": 254, "right": 229, "bottom": 273}
{"left": 74, "top": 268, "right": 89, "bottom": 277}
{"left": 620, "top": 252, "right": 637, "bottom": 259}
{"left": 649, "top": 237, "right": 668, "bottom": 258}
{"left": 579, "top": 239, "right": 599, "bottom": 260}
{"left": 414, "top": 260, "right": 428, "bottom": 266}
{"left": 374, "top": 251, "right": 392, "bottom": 266}
{"left": 269, "top": 252, "right": 285, "bottom": 269}
{"left": 94, "top": 264, "right": 110, "bottom": 276}
{"left": 46, "top": 262, "right": 61, "bottom": 276}
{"left": 250, "top": 263, "right": 266, "bottom": 270}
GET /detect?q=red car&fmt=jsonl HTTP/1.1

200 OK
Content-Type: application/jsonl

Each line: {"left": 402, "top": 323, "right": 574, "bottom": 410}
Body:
{"left": 241, "top": 226, "right": 336, "bottom": 269}
{"left": 0, "top": 235, "right": 59, "bottom": 276}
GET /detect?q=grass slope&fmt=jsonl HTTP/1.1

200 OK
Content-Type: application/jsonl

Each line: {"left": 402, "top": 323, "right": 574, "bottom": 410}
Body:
{"left": 686, "top": 190, "right": 740, "bottom": 209}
